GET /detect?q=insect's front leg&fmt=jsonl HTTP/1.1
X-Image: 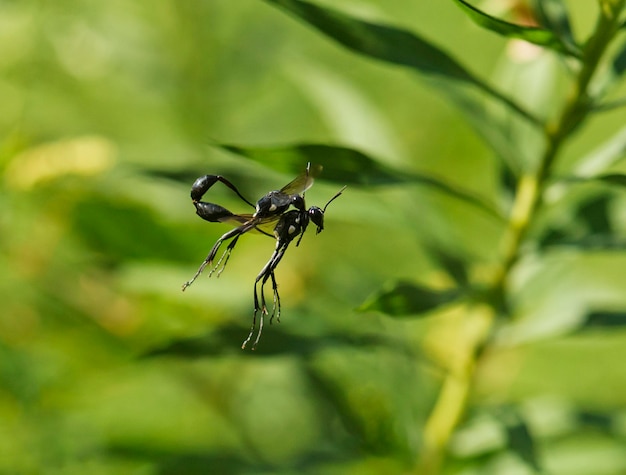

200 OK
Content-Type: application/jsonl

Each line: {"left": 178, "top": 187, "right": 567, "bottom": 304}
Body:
{"left": 191, "top": 175, "right": 255, "bottom": 208}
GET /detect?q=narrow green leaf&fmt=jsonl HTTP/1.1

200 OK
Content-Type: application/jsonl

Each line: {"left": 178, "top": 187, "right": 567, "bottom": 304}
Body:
{"left": 577, "top": 195, "right": 613, "bottom": 234}
{"left": 263, "top": 0, "right": 539, "bottom": 126}
{"left": 142, "top": 325, "right": 405, "bottom": 357}
{"left": 539, "top": 194, "right": 622, "bottom": 250}
{"left": 216, "top": 142, "right": 503, "bottom": 219}
{"left": 501, "top": 410, "right": 542, "bottom": 473}
{"left": 592, "top": 38, "right": 626, "bottom": 101}
{"left": 577, "top": 409, "right": 615, "bottom": 433}
{"left": 572, "top": 125, "right": 626, "bottom": 177}
{"left": 424, "top": 242, "right": 470, "bottom": 287}
{"left": 610, "top": 38, "right": 626, "bottom": 80}
{"left": 532, "top": 0, "right": 580, "bottom": 56}
{"left": 453, "top": 0, "right": 580, "bottom": 58}
{"left": 595, "top": 173, "right": 626, "bottom": 187}
{"left": 357, "top": 280, "right": 463, "bottom": 317}
{"left": 560, "top": 173, "right": 626, "bottom": 188}
{"left": 542, "top": 235, "right": 626, "bottom": 250}
{"left": 218, "top": 143, "right": 408, "bottom": 185}
{"left": 266, "top": 0, "right": 476, "bottom": 82}
{"left": 580, "top": 310, "right": 626, "bottom": 330}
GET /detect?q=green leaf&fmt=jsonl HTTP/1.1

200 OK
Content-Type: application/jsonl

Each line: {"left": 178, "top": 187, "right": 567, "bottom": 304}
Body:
{"left": 580, "top": 310, "right": 626, "bottom": 331}
{"left": 609, "top": 38, "right": 626, "bottom": 80}
{"left": 265, "top": 0, "right": 475, "bottom": 82}
{"left": 577, "top": 194, "right": 613, "bottom": 234}
{"left": 262, "top": 0, "right": 539, "bottom": 126}
{"left": 541, "top": 234, "right": 626, "bottom": 250}
{"left": 216, "top": 142, "right": 503, "bottom": 219}
{"left": 560, "top": 173, "right": 626, "bottom": 188}
{"left": 424, "top": 242, "right": 470, "bottom": 287}
{"left": 539, "top": 194, "right": 622, "bottom": 250}
{"left": 572, "top": 125, "right": 626, "bottom": 176}
{"left": 591, "top": 38, "right": 626, "bottom": 101}
{"left": 532, "top": 0, "right": 580, "bottom": 56}
{"left": 453, "top": 0, "right": 581, "bottom": 58}
{"left": 218, "top": 143, "right": 407, "bottom": 185}
{"left": 143, "top": 325, "right": 409, "bottom": 357}
{"left": 594, "top": 173, "right": 626, "bottom": 187}
{"left": 576, "top": 409, "right": 615, "bottom": 433}
{"left": 499, "top": 409, "right": 542, "bottom": 473}
{"left": 357, "top": 280, "right": 463, "bottom": 317}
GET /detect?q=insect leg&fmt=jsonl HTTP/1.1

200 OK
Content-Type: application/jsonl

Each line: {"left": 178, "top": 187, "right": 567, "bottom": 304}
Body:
{"left": 241, "top": 306, "right": 259, "bottom": 350}
{"left": 245, "top": 247, "right": 281, "bottom": 350}
{"left": 252, "top": 305, "right": 265, "bottom": 349}
{"left": 258, "top": 243, "right": 290, "bottom": 324}
{"left": 182, "top": 226, "right": 244, "bottom": 291}
{"left": 208, "top": 234, "right": 241, "bottom": 278}
{"left": 269, "top": 271, "right": 281, "bottom": 324}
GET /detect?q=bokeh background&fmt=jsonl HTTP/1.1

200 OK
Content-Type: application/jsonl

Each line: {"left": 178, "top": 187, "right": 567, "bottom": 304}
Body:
{"left": 2, "top": 1, "right": 626, "bottom": 474}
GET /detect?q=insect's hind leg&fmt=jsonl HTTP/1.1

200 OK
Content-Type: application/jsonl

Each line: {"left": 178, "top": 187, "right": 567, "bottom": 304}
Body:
{"left": 241, "top": 305, "right": 262, "bottom": 350}
{"left": 242, "top": 279, "right": 268, "bottom": 350}
{"left": 243, "top": 258, "right": 275, "bottom": 350}
{"left": 269, "top": 271, "right": 281, "bottom": 324}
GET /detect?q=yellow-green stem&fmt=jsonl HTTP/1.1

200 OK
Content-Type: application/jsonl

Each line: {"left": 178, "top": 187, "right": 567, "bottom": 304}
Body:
{"left": 417, "top": 3, "right": 625, "bottom": 473}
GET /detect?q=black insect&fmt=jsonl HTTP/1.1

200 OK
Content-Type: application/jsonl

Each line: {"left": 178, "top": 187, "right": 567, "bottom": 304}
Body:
{"left": 182, "top": 163, "right": 345, "bottom": 349}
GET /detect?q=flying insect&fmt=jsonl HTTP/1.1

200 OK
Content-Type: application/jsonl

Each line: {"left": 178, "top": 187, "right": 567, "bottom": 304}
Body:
{"left": 182, "top": 163, "right": 345, "bottom": 349}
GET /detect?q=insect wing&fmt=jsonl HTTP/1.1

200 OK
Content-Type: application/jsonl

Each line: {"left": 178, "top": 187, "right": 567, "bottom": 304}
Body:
{"left": 252, "top": 215, "right": 282, "bottom": 235}
{"left": 219, "top": 213, "right": 280, "bottom": 236}
{"left": 279, "top": 163, "right": 322, "bottom": 197}
{"left": 218, "top": 213, "right": 254, "bottom": 226}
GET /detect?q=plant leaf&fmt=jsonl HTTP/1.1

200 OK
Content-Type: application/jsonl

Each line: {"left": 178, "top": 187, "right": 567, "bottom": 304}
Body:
{"left": 532, "top": 0, "right": 580, "bottom": 56}
{"left": 453, "top": 0, "right": 580, "bottom": 58}
{"left": 265, "top": 0, "right": 476, "bottom": 82}
{"left": 539, "top": 194, "right": 622, "bottom": 250}
{"left": 576, "top": 409, "right": 615, "bottom": 433}
{"left": 572, "top": 125, "right": 626, "bottom": 177}
{"left": 216, "top": 142, "right": 502, "bottom": 218}
{"left": 262, "top": 0, "right": 539, "bottom": 126}
{"left": 579, "top": 310, "right": 626, "bottom": 331}
{"left": 561, "top": 173, "right": 626, "bottom": 188}
{"left": 357, "top": 280, "right": 463, "bottom": 317}
{"left": 608, "top": 38, "right": 626, "bottom": 82}
{"left": 591, "top": 38, "right": 626, "bottom": 102}
{"left": 499, "top": 408, "right": 542, "bottom": 473}
{"left": 142, "top": 324, "right": 409, "bottom": 357}
{"left": 594, "top": 173, "right": 626, "bottom": 187}
{"left": 424, "top": 242, "right": 470, "bottom": 287}
{"left": 577, "top": 194, "right": 613, "bottom": 234}
{"left": 541, "top": 235, "right": 626, "bottom": 251}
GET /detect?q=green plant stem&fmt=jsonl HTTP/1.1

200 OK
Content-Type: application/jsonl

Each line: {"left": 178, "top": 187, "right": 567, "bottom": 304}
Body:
{"left": 417, "top": 3, "right": 625, "bottom": 473}
{"left": 494, "top": 0, "right": 625, "bottom": 294}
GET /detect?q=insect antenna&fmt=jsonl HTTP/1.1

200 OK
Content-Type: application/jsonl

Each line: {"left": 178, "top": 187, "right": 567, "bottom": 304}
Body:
{"left": 323, "top": 185, "right": 347, "bottom": 212}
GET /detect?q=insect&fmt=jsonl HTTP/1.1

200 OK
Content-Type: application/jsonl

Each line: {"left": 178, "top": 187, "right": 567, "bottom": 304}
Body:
{"left": 182, "top": 163, "right": 346, "bottom": 349}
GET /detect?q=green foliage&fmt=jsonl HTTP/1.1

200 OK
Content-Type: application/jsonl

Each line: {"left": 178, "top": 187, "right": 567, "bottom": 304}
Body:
{"left": 453, "top": 0, "right": 581, "bottom": 58}
{"left": 2, "top": 1, "right": 626, "bottom": 474}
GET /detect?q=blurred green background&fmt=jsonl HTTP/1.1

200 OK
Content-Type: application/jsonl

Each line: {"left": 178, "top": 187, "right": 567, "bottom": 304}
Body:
{"left": 2, "top": 1, "right": 626, "bottom": 474}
